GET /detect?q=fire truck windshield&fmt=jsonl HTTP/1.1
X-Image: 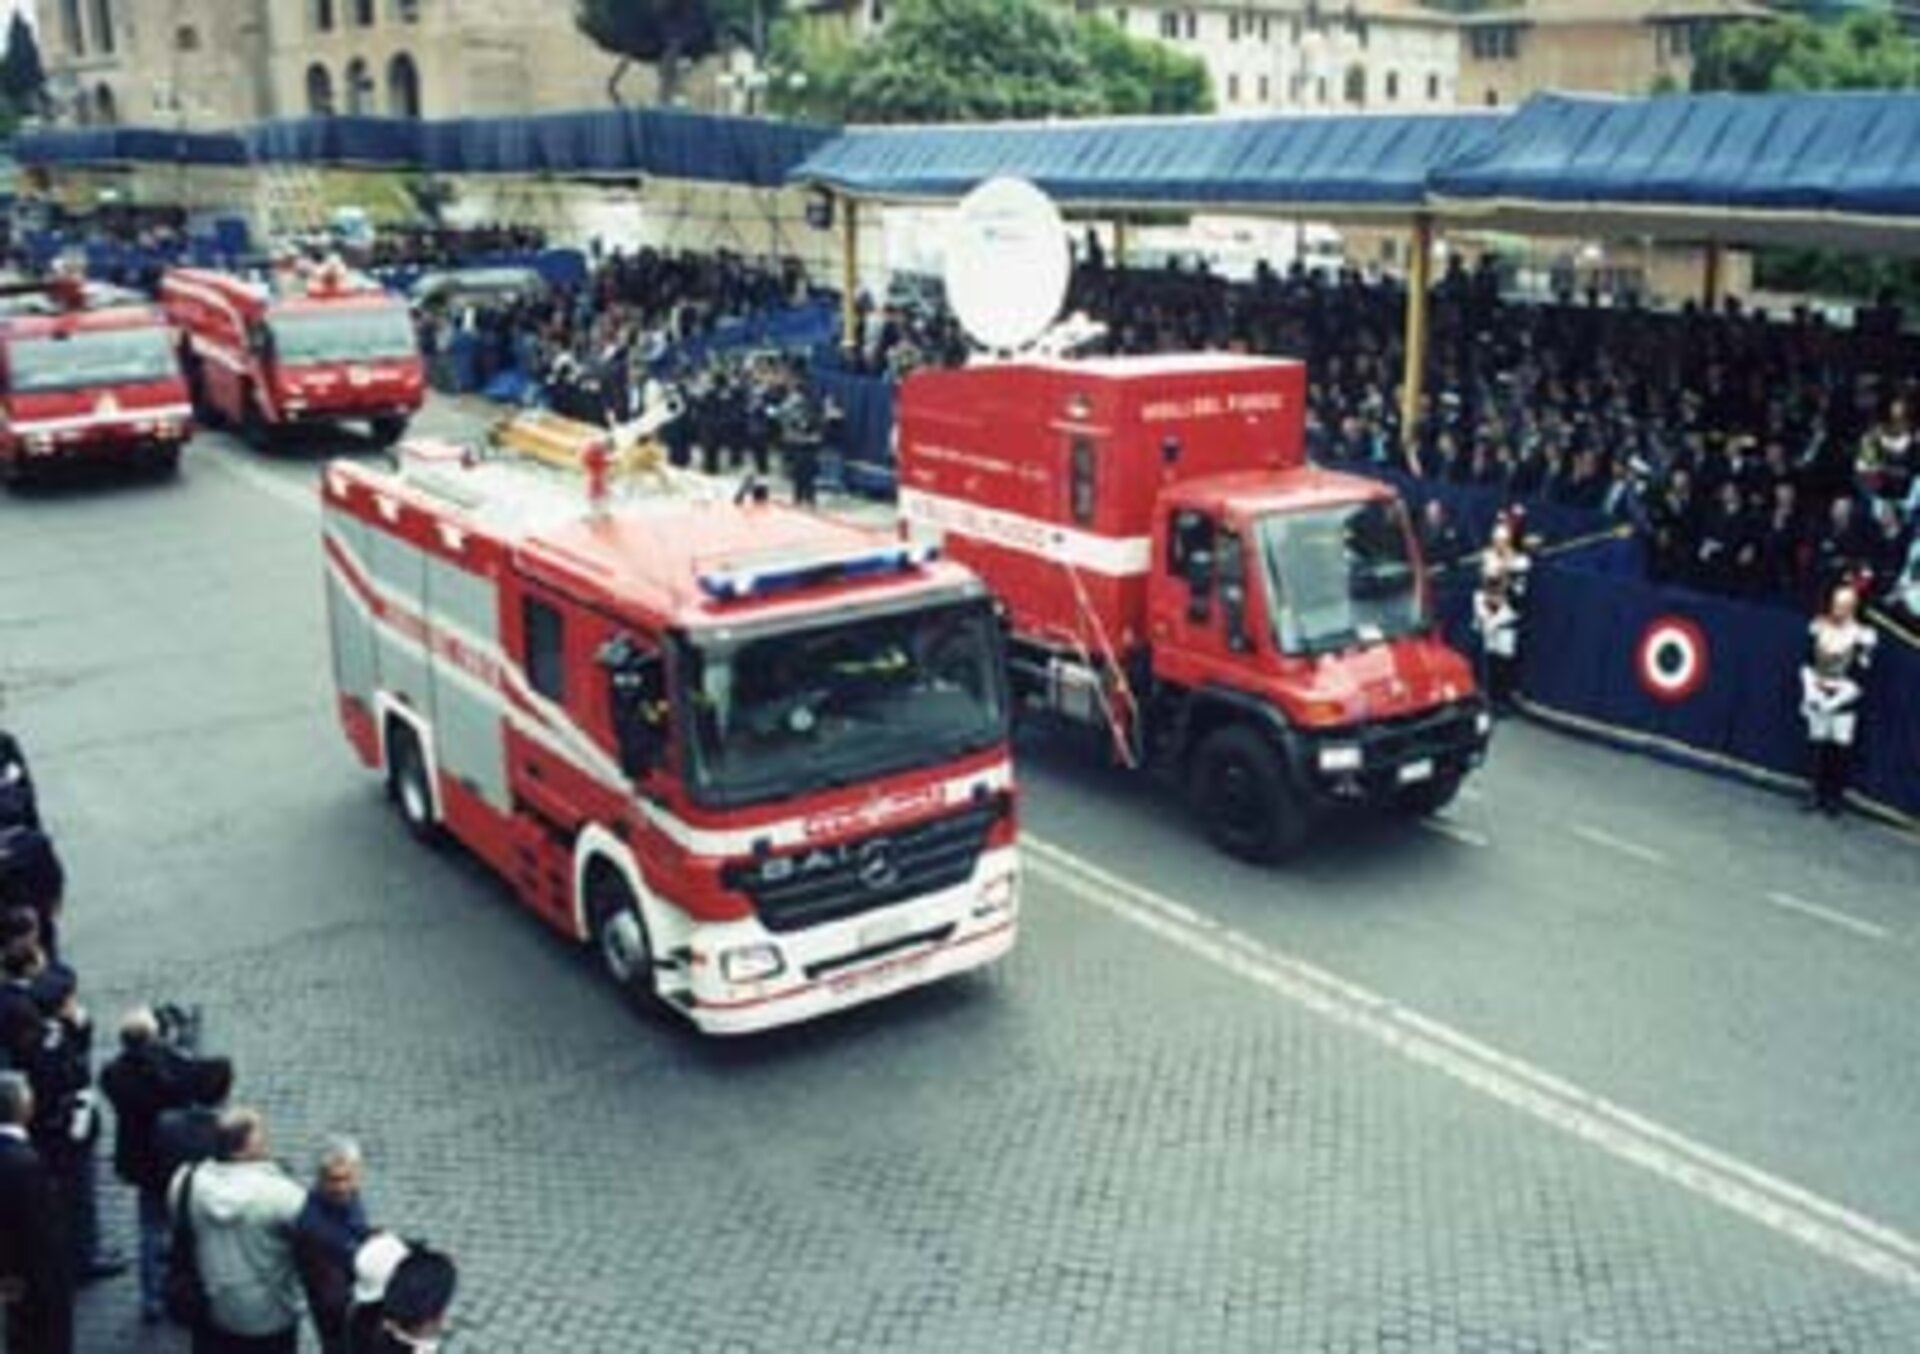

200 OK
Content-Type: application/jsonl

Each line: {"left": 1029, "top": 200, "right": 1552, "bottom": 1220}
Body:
{"left": 269, "top": 307, "right": 418, "bottom": 365}
{"left": 1257, "top": 499, "right": 1427, "bottom": 657}
{"left": 7, "top": 328, "right": 178, "bottom": 393}
{"left": 678, "top": 598, "right": 1006, "bottom": 809}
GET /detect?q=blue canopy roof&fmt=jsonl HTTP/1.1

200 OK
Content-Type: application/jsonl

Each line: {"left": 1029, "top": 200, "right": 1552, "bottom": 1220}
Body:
{"left": 15, "top": 127, "right": 249, "bottom": 168}
{"left": 1430, "top": 92, "right": 1920, "bottom": 251}
{"left": 247, "top": 108, "right": 834, "bottom": 186}
{"left": 787, "top": 112, "right": 1505, "bottom": 213}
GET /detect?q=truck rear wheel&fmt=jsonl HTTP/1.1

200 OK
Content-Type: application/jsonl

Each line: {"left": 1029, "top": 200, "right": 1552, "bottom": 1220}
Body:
{"left": 587, "top": 864, "right": 659, "bottom": 1009}
{"left": 241, "top": 392, "right": 275, "bottom": 453}
{"left": 386, "top": 724, "right": 441, "bottom": 844}
{"left": 1191, "top": 724, "right": 1309, "bottom": 864}
{"left": 369, "top": 416, "right": 409, "bottom": 447}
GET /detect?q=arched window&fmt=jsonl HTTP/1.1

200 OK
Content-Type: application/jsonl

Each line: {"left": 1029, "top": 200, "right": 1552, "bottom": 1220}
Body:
{"left": 94, "top": 83, "right": 117, "bottom": 125}
{"left": 1344, "top": 63, "right": 1365, "bottom": 106}
{"left": 307, "top": 63, "right": 335, "bottom": 116}
{"left": 345, "top": 57, "right": 372, "bottom": 114}
{"left": 353, "top": 0, "right": 375, "bottom": 25}
{"left": 59, "top": 0, "right": 85, "bottom": 55}
{"left": 386, "top": 53, "right": 421, "bottom": 119}
{"left": 88, "top": 0, "right": 114, "bottom": 54}
{"left": 313, "top": 0, "right": 334, "bottom": 33}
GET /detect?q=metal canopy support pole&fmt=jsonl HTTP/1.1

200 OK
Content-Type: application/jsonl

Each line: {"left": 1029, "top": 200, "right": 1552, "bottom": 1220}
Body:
{"left": 1400, "top": 212, "right": 1434, "bottom": 475}
{"left": 1703, "top": 239, "right": 1725, "bottom": 313}
{"left": 1113, "top": 216, "right": 1128, "bottom": 269}
{"left": 839, "top": 195, "right": 860, "bottom": 360}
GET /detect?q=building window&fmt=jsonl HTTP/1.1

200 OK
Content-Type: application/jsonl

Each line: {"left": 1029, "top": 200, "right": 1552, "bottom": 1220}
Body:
{"left": 1258, "top": 15, "right": 1269, "bottom": 41}
{"left": 1113, "top": 7, "right": 1126, "bottom": 28}
{"left": 93, "top": 83, "right": 116, "bottom": 125}
{"left": 1227, "top": 72, "right": 1240, "bottom": 102}
{"left": 1317, "top": 74, "right": 1328, "bottom": 104}
{"left": 1427, "top": 71, "right": 1440, "bottom": 101}
{"left": 1485, "top": 88, "right": 1499, "bottom": 107}
{"left": 1344, "top": 63, "right": 1364, "bottom": 105}
{"left": 176, "top": 24, "right": 200, "bottom": 51}
{"left": 59, "top": 0, "right": 84, "bottom": 55}
{"left": 1184, "top": 10, "right": 1195, "bottom": 39}
{"left": 1227, "top": 13, "right": 1238, "bottom": 40}
{"left": 306, "top": 63, "right": 335, "bottom": 116}
{"left": 353, "top": 0, "right": 375, "bottom": 26}
{"left": 1258, "top": 73, "right": 1269, "bottom": 102}
{"left": 88, "top": 0, "right": 114, "bottom": 54}
{"left": 1159, "top": 11, "right": 1179, "bottom": 39}
{"left": 391, "top": 0, "right": 421, "bottom": 18}
{"left": 386, "top": 52, "right": 421, "bottom": 118}
{"left": 345, "top": 56, "right": 372, "bottom": 114}
{"left": 1470, "top": 26, "right": 1519, "bottom": 61}
{"left": 524, "top": 599, "right": 567, "bottom": 703}
{"left": 313, "top": 0, "right": 335, "bottom": 33}
{"left": 1385, "top": 70, "right": 1398, "bottom": 102}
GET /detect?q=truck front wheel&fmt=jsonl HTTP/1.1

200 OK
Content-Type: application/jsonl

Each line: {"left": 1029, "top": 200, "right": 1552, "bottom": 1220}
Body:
{"left": 1191, "top": 724, "right": 1308, "bottom": 864}
{"left": 241, "top": 392, "right": 275, "bottom": 453}
{"left": 386, "top": 724, "right": 441, "bottom": 845}
{"left": 587, "top": 865, "right": 659, "bottom": 1010}
{"left": 369, "top": 416, "right": 409, "bottom": 447}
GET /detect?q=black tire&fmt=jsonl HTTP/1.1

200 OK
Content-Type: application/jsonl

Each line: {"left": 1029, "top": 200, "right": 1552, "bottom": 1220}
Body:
{"left": 369, "top": 416, "right": 409, "bottom": 447}
{"left": 1191, "top": 723, "right": 1310, "bottom": 864}
{"left": 147, "top": 444, "right": 182, "bottom": 479}
{"left": 386, "top": 724, "right": 441, "bottom": 844}
{"left": 1393, "top": 771, "right": 1464, "bottom": 819}
{"left": 586, "top": 864, "right": 658, "bottom": 1008}
{"left": 241, "top": 390, "right": 275, "bottom": 453}
{"left": 183, "top": 352, "right": 220, "bottom": 427}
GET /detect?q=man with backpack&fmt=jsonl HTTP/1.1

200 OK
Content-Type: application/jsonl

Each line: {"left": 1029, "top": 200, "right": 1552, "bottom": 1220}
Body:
{"left": 169, "top": 1107, "right": 306, "bottom": 1353}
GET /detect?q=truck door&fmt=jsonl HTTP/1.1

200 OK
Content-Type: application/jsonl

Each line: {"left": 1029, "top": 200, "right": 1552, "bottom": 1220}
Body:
{"left": 1152, "top": 507, "right": 1259, "bottom": 685}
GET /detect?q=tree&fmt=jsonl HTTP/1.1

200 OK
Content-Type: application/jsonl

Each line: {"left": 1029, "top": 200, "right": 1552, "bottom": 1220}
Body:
{"left": 1, "top": 12, "right": 45, "bottom": 117}
{"left": 1076, "top": 17, "right": 1213, "bottom": 116}
{"left": 575, "top": 0, "right": 764, "bottom": 107}
{"left": 1692, "top": 13, "right": 1920, "bottom": 93}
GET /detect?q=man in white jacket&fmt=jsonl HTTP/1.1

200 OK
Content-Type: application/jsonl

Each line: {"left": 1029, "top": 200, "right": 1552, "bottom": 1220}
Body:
{"left": 170, "top": 1107, "right": 307, "bottom": 1353}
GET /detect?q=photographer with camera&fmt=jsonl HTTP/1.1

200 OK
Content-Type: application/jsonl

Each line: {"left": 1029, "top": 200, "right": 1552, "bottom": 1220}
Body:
{"left": 22, "top": 966, "right": 124, "bottom": 1292}
{"left": 100, "top": 1006, "right": 231, "bottom": 1325}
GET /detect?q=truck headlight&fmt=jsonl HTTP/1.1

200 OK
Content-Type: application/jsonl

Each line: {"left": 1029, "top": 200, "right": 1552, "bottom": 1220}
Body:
{"left": 1475, "top": 709, "right": 1493, "bottom": 737}
{"left": 719, "top": 943, "right": 784, "bottom": 984}
{"left": 1318, "top": 745, "right": 1364, "bottom": 773}
{"left": 973, "top": 870, "right": 1018, "bottom": 919}
{"left": 26, "top": 434, "right": 53, "bottom": 454}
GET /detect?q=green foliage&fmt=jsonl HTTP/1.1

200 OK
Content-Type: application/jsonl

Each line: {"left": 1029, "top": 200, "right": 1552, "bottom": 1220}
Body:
{"left": 1, "top": 13, "right": 45, "bottom": 116}
{"left": 574, "top": 0, "right": 768, "bottom": 103}
{"left": 772, "top": 0, "right": 1212, "bottom": 124}
{"left": 1692, "top": 12, "right": 1920, "bottom": 93}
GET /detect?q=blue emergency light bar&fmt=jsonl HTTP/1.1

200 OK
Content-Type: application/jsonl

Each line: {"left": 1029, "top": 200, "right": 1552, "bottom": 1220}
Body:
{"left": 696, "top": 541, "right": 940, "bottom": 601}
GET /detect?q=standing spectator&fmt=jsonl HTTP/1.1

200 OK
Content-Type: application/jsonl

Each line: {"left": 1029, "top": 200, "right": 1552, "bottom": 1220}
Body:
{"left": 0, "top": 731, "right": 36, "bottom": 833}
{"left": 343, "top": 1233, "right": 408, "bottom": 1354}
{"left": 0, "top": 831, "right": 63, "bottom": 963}
{"left": 0, "top": 1070, "right": 71, "bottom": 1354}
{"left": 1800, "top": 583, "right": 1878, "bottom": 817}
{"left": 171, "top": 1107, "right": 307, "bottom": 1354}
{"left": 1417, "top": 500, "right": 1466, "bottom": 570}
{"left": 363, "top": 1246, "right": 457, "bottom": 1354}
{"left": 100, "top": 1008, "right": 233, "bottom": 1325}
{"left": 294, "top": 1137, "right": 372, "bottom": 1354}
{"left": 1474, "top": 517, "right": 1531, "bottom": 714}
{"left": 22, "top": 966, "right": 121, "bottom": 1286}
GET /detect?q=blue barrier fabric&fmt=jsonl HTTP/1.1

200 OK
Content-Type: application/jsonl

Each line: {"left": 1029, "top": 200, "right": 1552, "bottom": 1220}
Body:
{"left": 1521, "top": 558, "right": 1919, "bottom": 823}
{"left": 788, "top": 112, "right": 1503, "bottom": 210}
{"left": 16, "top": 127, "right": 249, "bottom": 167}
{"left": 807, "top": 367, "right": 895, "bottom": 497}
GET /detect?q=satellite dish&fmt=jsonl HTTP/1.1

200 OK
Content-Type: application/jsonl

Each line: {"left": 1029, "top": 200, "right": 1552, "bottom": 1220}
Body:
{"left": 944, "top": 177, "right": 1070, "bottom": 354}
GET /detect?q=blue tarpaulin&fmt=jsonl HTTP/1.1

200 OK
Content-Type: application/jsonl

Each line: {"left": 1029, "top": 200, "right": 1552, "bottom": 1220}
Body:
{"left": 15, "top": 127, "right": 249, "bottom": 167}
{"left": 1431, "top": 92, "right": 1920, "bottom": 251}
{"left": 788, "top": 112, "right": 1504, "bottom": 211}
{"left": 246, "top": 116, "right": 426, "bottom": 166}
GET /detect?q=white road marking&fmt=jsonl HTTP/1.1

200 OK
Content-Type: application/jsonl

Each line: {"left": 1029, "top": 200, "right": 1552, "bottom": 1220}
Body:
{"left": 1764, "top": 891, "right": 1891, "bottom": 942}
{"left": 1570, "top": 823, "right": 1670, "bottom": 868}
{"left": 202, "top": 445, "right": 322, "bottom": 517}
{"left": 1459, "top": 783, "right": 1486, "bottom": 804}
{"left": 1024, "top": 832, "right": 1920, "bottom": 1293}
{"left": 1417, "top": 817, "right": 1490, "bottom": 849}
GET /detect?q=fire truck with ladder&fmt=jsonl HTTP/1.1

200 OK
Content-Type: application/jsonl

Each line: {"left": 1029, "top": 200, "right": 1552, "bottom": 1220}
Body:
{"left": 900, "top": 353, "right": 1492, "bottom": 862}
{"left": 322, "top": 408, "right": 1019, "bottom": 1034}
{"left": 162, "top": 260, "right": 424, "bottom": 451}
{"left": 0, "top": 276, "right": 193, "bottom": 486}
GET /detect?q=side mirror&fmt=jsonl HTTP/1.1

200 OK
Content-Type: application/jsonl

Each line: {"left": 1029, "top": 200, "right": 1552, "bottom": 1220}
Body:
{"left": 1218, "top": 533, "right": 1252, "bottom": 654}
{"left": 248, "top": 324, "right": 274, "bottom": 361}
{"left": 1185, "top": 549, "right": 1214, "bottom": 623}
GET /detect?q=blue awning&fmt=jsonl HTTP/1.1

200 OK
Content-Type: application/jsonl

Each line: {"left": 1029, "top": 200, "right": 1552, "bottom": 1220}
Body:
{"left": 1430, "top": 92, "right": 1920, "bottom": 251}
{"left": 246, "top": 116, "right": 428, "bottom": 167}
{"left": 15, "top": 127, "right": 249, "bottom": 168}
{"left": 788, "top": 112, "right": 1505, "bottom": 214}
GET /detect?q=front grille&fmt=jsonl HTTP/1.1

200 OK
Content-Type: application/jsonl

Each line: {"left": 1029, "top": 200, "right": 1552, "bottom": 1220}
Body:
{"left": 726, "top": 800, "right": 1003, "bottom": 934}
{"left": 1362, "top": 703, "right": 1484, "bottom": 767}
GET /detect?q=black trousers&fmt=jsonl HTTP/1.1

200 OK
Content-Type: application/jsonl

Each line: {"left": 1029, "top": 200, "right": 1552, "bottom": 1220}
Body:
{"left": 191, "top": 1324, "right": 297, "bottom": 1354}
{"left": 1809, "top": 739, "right": 1854, "bottom": 812}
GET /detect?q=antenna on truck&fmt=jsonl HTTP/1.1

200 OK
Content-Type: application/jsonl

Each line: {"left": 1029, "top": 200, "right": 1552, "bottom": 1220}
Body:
{"left": 942, "top": 177, "right": 1077, "bottom": 361}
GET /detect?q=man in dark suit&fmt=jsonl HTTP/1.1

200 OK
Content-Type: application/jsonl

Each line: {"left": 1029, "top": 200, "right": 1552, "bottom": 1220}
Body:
{"left": 0, "top": 1070, "right": 72, "bottom": 1354}
{"left": 0, "top": 733, "right": 35, "bottom": 833}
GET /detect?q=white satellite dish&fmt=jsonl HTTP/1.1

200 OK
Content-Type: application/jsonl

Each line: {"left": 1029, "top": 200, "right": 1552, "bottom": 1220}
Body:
{"left": 944, "top": 177, "right": 1071, "bottom": 354}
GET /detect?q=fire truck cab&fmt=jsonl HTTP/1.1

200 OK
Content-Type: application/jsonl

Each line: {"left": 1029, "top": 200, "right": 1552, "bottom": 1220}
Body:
{"left": 162, "top": 262, "right": 423, "bottom": 451}
{"left": 900, "top": 353, "right": 1490, "bottom": 862}
{"left": 323, "top": 419, "right": 1019, "bottom": 1034}
{"left": 0, "top": 277, "right": 192, "bottom": 485}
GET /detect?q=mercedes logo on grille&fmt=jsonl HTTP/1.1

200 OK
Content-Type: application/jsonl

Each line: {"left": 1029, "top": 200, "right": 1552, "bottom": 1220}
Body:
{"left": 857, "top": 839, "right": 900, "bottom": 891}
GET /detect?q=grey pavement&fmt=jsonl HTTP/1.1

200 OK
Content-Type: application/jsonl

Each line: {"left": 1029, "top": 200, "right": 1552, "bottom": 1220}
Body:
{"left": 3, "top": 405, "right": 1920, "bottom": 1351}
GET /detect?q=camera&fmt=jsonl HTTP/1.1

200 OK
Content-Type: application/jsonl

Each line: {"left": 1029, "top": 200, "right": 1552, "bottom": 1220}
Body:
{"left": 154, "top": 1002, "right": 204, "bottom": 1054}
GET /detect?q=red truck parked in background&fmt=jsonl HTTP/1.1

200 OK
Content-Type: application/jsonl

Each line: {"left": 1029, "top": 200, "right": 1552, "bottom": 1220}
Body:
{"left": 899, "top": 353, "right": 1491, "bottom": 862}
{"left": 0, "top": 277, "right": 192, "bottom": 486}
{"left": 161, "top": 262, "right": 424, "bottom": 451}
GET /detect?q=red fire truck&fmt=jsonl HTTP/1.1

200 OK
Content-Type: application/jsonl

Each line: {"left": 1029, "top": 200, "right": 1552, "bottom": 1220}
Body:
{"left": 0, "top": 278, "right": 192, "bottom": 485}
{"left": 899, "top": 353, "right": 1490, "bottom": 862}
{"left": 322, "top": 423, "right": 1019, "bottom": 1034}
{"left": 161, "top": 263, "right": 424, "bottom": 450}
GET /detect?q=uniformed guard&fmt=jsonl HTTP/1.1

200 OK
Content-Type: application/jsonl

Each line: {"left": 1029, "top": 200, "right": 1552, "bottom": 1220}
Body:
{"left": 1800, "top": 582, "right": 1878, "bottom": 816}
{"left": 1473, "top": 514, "right": 1531, "bottom": 714}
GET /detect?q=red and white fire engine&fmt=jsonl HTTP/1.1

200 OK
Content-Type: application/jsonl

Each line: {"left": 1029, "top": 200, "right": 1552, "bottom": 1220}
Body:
{"left": 322, "top": 414, "right": 1019, "bottom": 1035}
{"left": 0, "top": 276, "right": 192, "bottom": 485}
{"left": 161, "top": 261, "right": 424, "bottom": 450}
{"left": 899, "top": 353, "right": 1491, "bottom": 861}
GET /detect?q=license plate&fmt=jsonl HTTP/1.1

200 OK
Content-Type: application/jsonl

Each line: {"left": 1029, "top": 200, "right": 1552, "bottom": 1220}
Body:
{"left": 829, "top": 950, "right": 927, "bottom": 998}
{"left": 1397, "top": 758, "right": 1435, "bottom": 785}
{"left": 348, "top": 366, "right": 372, "bottom": 386}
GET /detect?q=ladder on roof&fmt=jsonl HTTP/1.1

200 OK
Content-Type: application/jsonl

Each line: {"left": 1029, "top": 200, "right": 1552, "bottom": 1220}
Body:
{"left": 1058, "top": 553, "right": 1142, "bottom": 771}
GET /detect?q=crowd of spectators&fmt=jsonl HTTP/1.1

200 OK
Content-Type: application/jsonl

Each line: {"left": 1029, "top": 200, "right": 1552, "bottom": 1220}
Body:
{"left": 0, "top": 727, "right": 458, "bottom": 1353}
{"left": 363, "top": 222, "right": 548, "bottom": 271}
